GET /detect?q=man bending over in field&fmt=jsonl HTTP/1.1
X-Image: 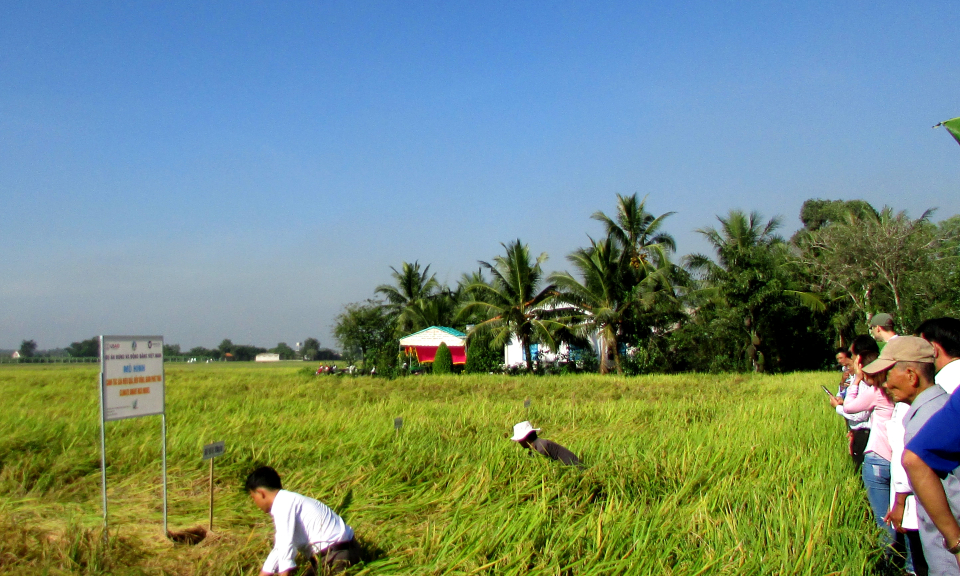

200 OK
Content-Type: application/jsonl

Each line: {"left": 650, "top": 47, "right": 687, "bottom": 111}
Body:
{"left": 246, "top": 466, "right": 360, "bottom": 575}
{"left": 511, "top": 421, "right": 583, "bottom": 467}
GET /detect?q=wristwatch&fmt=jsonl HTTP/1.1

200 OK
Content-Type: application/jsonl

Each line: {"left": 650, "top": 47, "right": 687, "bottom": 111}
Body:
{"left": 945, "top": 536, "right": 960, "bottom": 555}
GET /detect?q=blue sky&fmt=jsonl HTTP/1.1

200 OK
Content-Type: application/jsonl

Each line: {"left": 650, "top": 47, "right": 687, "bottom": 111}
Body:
{"left": 2, "top": 1, "right": 959, "bottom": 351}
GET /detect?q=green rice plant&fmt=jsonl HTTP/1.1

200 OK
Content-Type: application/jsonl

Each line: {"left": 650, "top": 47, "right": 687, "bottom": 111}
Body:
{"left": 0, "top": 364, "right": 881, "bottom": 574}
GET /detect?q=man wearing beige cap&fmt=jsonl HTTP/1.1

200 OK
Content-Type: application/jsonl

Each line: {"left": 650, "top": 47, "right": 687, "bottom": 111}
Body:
{"left": 863, "top": 336, "right": 956, "bottom": 575}
{"left": 511, "top": 421, "right": 582, "bottom": 467}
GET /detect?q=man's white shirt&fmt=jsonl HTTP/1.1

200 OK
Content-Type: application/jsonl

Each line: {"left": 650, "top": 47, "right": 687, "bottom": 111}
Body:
{"left": 263, "top": 489, "right": 353, "bottom": 574}
{"left": 935, "top": 358, "right": 960, "bottom": 394}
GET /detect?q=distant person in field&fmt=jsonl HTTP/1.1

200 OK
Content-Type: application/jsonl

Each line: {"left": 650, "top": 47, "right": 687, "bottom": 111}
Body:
{"left": 872, "top": 313, "right": 899, "bottom": 344}
{"left": 246, "top": 466, "right": 360, "bottom": 575}
{"left": 511, "top": 421, "right": 582, "bottom": 467}
{"left": 916, "top": 317, "right": 960, "bottom": 394}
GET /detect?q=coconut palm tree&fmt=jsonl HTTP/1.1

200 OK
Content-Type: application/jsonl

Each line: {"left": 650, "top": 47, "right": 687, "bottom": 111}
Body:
{"left": 375, "top": 261, "right": 440, "bottom": 333}
{"left": 461, "top": 240, "right": 562, "bottom": 371}
{"left": 402, "top": 288, "right": 461, "bottom": 332}
{"left": 552, "top": 235, "right": 676, "bottom": 374}
{"left": 592, "top": 193, "right": 676, "bottom": 271}
{"left": 544, "top": 195, "right": 680, "bottom": 374}
{"left": 687, "top": 210, "right": 823, "bottom": 371}
{"left": 551, "top": 236, "right": 626, "bottom": 374}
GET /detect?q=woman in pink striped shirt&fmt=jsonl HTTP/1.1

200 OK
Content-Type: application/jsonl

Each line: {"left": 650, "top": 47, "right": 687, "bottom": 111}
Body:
{"left": 832, "top": 335, "right": 896, "bottom": 547}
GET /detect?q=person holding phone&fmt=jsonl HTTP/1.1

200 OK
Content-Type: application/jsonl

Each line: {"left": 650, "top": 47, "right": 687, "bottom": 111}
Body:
{"left": 831, "top": 336, "right": 899, "bottom": 557}
{"left": 829, "top": 343, "right": 872, "bottom": 471}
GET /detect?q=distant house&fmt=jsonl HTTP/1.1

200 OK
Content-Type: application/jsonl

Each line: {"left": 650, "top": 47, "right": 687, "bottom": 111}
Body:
{"left": 11, "top": 351, "right": 20, "bottom": 359}
{"left": 503, "top": 333, "right": 601, "bottom": 368}
{"left": 255, "top": 353, "right": 281, "bottom": 362}
{"left": 501, "top": 302, "right": 602, "bottom": 368}
{"left": 399, "top": 326, "right": 467, "bottom": 364}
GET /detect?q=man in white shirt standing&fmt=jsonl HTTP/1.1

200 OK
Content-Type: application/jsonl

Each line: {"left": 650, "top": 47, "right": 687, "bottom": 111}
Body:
{"left": 247, "top": 466, "right": 359, "bottom": 575}
{"left": 917, "top": 317, "right": 960, "bottom": 394}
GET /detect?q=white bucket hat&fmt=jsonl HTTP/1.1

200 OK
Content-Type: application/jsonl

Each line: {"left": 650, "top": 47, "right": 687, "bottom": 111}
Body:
{"left": 511, "top": 421, "right": 540, "bottom": 442}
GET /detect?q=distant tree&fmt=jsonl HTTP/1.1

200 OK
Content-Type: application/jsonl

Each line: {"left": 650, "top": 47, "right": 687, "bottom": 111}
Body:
{"left": 375, "top": 261, "right": 440, "bottom": 333}
{"left": 301, "top": 337, "right": 322, "bottom": 360}
{"left": 591, "top": 193, "right": 676, "bottom": 269}
{"left": 231, "top": 344, "right": 267, "bottom": 361}
{"left": 798, "top": 207, "right": 939, "bottom": 331}
{"left": 551, "top": 235, "right": 675, "bottom": 375}
{"left": 371, "top": 338, "right": 402, "bottom": 378}
{"left": 270, "top": 342, "right": 296, "bottom": 360}
{"left": 687, "top": 210, "right": 824, "bottom": 372}
{"left": 461, "top": 240, "right": 562, "bottom": 372}
{"left": 19, "top": 340, "right": 37, "bottom": 358}
{"left": 433, "top": 343, "right": 453, "bottom": 374}
{"left": 163, "top": 343, "right": 181, "bottom": 357}
{"left": 315, "top": 348, "right": 342, "bottom": 361}
{"left": 40, "top": 348, "right": 69, "bottom": 358}
{"left": 557, "top": 194, "right": 683, "bottom": 374}
{"left": 187, "top": 346, "right": 218, "bottom": 359}
{"left": 798, "top": 199, "right": 878, "bottom": 232}
{"left": 333, "top": 299, "right": 395, "bottom": 367}
{"left": 401, "top": 288, "right": 461, "bottom": 333}
{"left": 934, "top": 215, "right": 960, "bottom": 318}
{"left": 464, "top": 331, "right": 502, "bottom": 373}
{"left": 66, "top": 337, "right": 99, "bottom": 358}
{"left": 218, "top": 339, "right": 235, "bottom": 356}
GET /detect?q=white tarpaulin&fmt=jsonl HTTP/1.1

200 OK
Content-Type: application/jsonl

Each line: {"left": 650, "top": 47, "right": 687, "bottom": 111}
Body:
{"left": 398, "top": 326, "right": 466, "bottom": 347}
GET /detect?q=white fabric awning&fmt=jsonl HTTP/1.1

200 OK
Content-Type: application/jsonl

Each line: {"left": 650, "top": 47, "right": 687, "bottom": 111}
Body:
{"left": 399, "top": 326, "right": 466, "bottom": 347}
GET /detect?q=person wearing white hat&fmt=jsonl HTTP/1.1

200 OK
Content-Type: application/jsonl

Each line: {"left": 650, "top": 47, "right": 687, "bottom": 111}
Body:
{"left": 511, "top": 421, "right": 581, "bottom": 467}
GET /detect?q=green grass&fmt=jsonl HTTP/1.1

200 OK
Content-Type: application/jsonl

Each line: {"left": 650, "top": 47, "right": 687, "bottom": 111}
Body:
{"left": 0, "top": 364, "right": 881, "bottom": 575}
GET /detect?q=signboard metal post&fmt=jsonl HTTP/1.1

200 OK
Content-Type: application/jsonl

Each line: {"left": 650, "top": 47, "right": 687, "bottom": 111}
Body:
{"left": 209, "top": 457, "right": 213, "bottom": 530}
{"left": 162, "top": 414, "right": 167, "bottom": 534}
{"left": 99, "top": 372, "right": 108, "bottom": 529}
{"left": 202, "top": 441, "right": 225, "bottom": 531}
{"left": 98, "top": 335, "right": 167, "bottom": 535}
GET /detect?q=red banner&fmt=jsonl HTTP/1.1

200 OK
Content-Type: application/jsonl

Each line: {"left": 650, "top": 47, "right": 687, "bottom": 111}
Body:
{"left": 406, "top": 346, "right": 466, "bottom": 364}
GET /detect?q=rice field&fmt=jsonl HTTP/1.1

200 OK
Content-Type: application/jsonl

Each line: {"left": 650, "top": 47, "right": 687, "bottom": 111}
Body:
{"left": 0, "top": 363, "right": 881, "bottom": 575}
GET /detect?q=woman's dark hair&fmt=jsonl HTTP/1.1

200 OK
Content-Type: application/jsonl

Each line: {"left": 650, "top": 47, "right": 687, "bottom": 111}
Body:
{"left": 245, "top": 466, "right": 282, "bottom": 492}
{"left": 836, "top": 348, "right": 852, "bottom": 358}
{"left": 850, "top": 335, "right": 880, "bottom": 358}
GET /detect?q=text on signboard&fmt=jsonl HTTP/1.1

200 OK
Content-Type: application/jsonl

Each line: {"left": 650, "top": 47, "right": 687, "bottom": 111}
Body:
{"left": 104, "top": 353, "right": 162, "bottom": 360}
{"left": 106, "top": 374, "right": 162, "bottom": 386}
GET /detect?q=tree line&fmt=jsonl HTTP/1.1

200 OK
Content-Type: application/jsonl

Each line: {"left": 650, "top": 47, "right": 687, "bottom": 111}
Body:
{"left": 333, "top": 195, "right": 960, "bottom": 376}
{"left": 12, "top": 337, "right": 341, "bottom": 362}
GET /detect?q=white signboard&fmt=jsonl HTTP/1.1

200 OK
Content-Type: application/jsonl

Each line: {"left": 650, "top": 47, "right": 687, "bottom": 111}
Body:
{"left": 100, "top": 335, "right": 165, "bottom": 421}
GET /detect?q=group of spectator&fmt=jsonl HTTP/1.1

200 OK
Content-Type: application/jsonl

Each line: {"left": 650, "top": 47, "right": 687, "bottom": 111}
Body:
{"left": 315, "top": 364, "right": 341, "bottom": 375}
{"left": 315, "top": 364, "right": 368, "bottom": 376}
{"left": 828, "top": 314, "right": 960, "bottom": 575}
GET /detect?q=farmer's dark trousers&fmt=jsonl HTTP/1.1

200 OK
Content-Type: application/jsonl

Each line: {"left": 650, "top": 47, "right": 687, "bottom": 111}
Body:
{"left": 308, "top": 538, "right": 361, "bottom": 575}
